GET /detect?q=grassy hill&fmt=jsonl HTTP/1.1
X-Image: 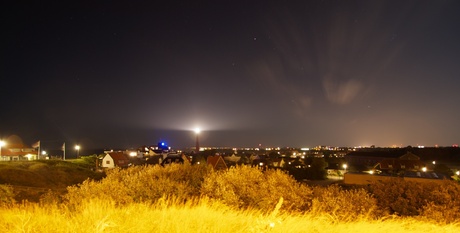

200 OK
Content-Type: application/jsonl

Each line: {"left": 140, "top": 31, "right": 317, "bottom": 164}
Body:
{"left": 0, "top": 158, "right": 105, "bottom": 202}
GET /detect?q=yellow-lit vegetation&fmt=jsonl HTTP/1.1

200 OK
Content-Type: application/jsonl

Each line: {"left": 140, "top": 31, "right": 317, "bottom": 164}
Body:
{"left": 1, "top": 164, "right": 460, "bottom": 232}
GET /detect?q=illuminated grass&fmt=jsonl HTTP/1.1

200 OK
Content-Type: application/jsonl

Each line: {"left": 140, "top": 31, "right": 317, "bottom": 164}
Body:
{"left": 0, "top": 198, "right": 458, "bottom": 233}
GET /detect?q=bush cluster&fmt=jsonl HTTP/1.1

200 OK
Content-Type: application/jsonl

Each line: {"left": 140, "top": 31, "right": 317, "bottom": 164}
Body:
{"left": 366, "top": 178, "right": 460, "bottom": 222}
{"left": 311, "top": 185, "right": 378, "bottom": 221}
{"left": 16, "top": 164, "right": 456, "bottom": 223}
{"left": 201, "top": 166, "right": 312, "bottom": 212}
{"left": 65, "top": 163, "right": 211, "bottom": 206}
{"left": 0, "top": 185, "right": 15, "bottom": 206}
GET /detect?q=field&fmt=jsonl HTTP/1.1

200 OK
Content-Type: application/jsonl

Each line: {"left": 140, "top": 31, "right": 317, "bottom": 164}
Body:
{"left": 1, "top": 161, "right": 460, "bottom": 232}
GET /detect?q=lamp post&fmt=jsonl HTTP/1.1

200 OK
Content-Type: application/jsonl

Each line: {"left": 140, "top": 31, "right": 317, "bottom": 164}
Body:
{"left": 75, "top": 145, "right": 80, "bottom": 158}
{"left": 0, "top": 140, "right": 5, "bottom": 160}
{"left": 342, "top": 164, "right": 348, "bottom": 173}
{"left": 194, "top": 128, "right": 201, "bottom": 154}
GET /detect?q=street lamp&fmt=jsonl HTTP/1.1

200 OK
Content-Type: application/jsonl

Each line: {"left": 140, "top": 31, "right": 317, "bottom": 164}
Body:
{"left": 194, "top": 128, "right": 200, "bottom": 154}
{"left": 75, "top": 145, "right": 80, "bottom": 158}
{"left": 0, "top": 140, "right": 5, "bottom": 159}
{"left": 342, "top": 164, "right": 348, "bottom": 173}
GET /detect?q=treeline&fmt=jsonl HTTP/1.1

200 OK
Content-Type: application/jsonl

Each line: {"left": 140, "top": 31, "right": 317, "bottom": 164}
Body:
{"left": 2, "top": 164, "right": 460, "bottom": 223}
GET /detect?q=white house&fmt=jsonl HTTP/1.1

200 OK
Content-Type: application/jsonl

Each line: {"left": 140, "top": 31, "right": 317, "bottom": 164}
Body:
{"left": 101, "top": 152, "right": 130, "bottom": 169}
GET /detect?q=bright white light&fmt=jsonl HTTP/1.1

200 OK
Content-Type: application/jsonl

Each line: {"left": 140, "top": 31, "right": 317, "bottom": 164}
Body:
{"left": 342, "top": 164, "right": 348, "bottom": 169}
{"left": 0, "top": 140, "right": 5, "bottom": 147}
{"left": 129, "top": 152, "right": 137, "bottom": 157}
{"left": 422, "top": 167, "right": 427, "bottom": 172}
{"left": 42, "top": 151, "right": 47, "bottom": 155}
{"left": 75, "top": 145, "right": 80, "bottom": 150}
{"left": 194, "top": 127, "right": 201, "bottom": 134}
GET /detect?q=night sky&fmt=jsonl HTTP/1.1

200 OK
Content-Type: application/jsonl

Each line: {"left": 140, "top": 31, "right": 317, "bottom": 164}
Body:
{"left": 2, "top": 0, "right": 460, "bottom": 150}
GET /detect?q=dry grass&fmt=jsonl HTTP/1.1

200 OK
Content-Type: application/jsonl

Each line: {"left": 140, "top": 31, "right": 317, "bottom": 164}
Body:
{"left": 0, "top": 198, "right": 458, "bottom": 233}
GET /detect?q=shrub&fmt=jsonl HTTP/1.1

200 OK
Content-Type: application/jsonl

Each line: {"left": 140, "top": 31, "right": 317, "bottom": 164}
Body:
{"left": 0, "top": 184, "right": 15, "bottom": 206}
{"left": 200, "top": 166, "right": 312, "bottom": 212}
{"left": 65, "top": 163, "right": 211, "bottom": 206}
{"left": 310, "top": 185, "right": 378, "bottom": 221}
{"left": 367, "top": 178, "right": 460, "bottom": 218}
{"left": 419, "top": 180, "right": 460, "bottom": 223}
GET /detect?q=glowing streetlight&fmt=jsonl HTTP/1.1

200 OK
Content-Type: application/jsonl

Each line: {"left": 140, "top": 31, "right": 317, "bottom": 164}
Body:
{"left": 342, "top": 164, "right": 348, "bottom": 173}
{"left": 422, "top": 167, "right": 427, "bottom": 172}
{"left": 75, "top": 145, "right": 81, "bottom": 158}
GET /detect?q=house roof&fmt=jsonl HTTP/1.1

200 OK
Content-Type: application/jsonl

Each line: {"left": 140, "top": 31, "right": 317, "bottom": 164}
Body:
{"left": 0, "top": 147, "right": 37, "bottom": 156}
{"left": 107, "top": 152, "right": 128, "bottom": 161}
{"left": 224, "top": 154, "right": 241, "bottom": 162}
{"left": 207, "top": 155, "right": 227, "bottom": 170}
{"left": 375, "top": 158, "right": 425, "bottom": 170}
{"left": 105, "top": 152, "right": 130, "bottom": 167}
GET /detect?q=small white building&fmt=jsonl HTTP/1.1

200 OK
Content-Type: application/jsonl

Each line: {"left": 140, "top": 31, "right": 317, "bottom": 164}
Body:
{"left": 101, "top": 152, "right": 130, "bottom": 169}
